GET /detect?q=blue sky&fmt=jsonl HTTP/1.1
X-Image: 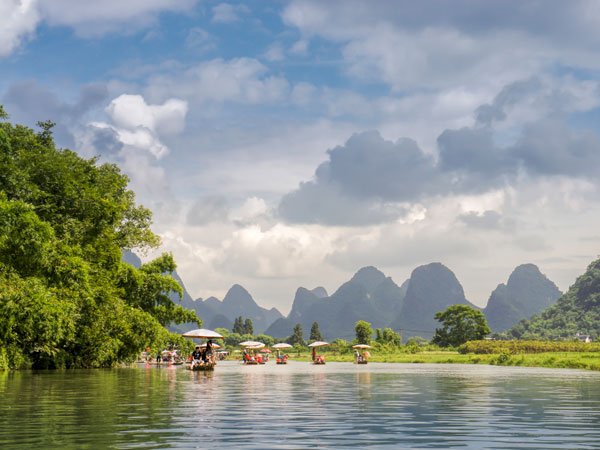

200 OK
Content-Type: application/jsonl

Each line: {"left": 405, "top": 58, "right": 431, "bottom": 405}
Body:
{"left": 3, "top": 1, "right": 600, "bottom": 313}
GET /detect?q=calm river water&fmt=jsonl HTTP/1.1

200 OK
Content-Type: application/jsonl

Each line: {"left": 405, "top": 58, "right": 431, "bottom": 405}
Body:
{"left": 1, "top": 362, "right": 599, "bottom": 449}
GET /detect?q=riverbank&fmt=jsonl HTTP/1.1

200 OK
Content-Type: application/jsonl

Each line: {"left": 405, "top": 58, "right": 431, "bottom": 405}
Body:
{"left": 283, "top": 351, "right": 600, "bottom": 371}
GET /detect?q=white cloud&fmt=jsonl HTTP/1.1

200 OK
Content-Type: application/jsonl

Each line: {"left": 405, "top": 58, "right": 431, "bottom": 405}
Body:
{"left": 217, "top": 223, "right": 334, "bottom": 279}
{"left": 91, "top": 94, "right": 187, "bottom": 160}
{"left": 232, "top": 197, "right": 268, "bottom": 223}
{"left": 282, "top": 0, "right": 600, "bottom": 96}
{"left": 211, "top": 3, "right": 249, "bottom": 24}
{"left": 105, "top": 94, "right": 188, "bottom": 136}
{"left": 185, "top": 27, "right": 216, "bottom": 52}
{"left": 144, "top": 58, "right": 289, "bottom": 106}
{"left": 290, "top": 39, "right": 309, "bottom": 56}
{"left": 0, "top": 0, "right": 40, "bottom": 57}
{"left": 0, "top": 0, "right": 200, "bottom": 57}
{"left": 263, "top": 42, "right": 285, "bottom": 62}
{"left": 38, "top": 0, "right": 197, "bottom": 37}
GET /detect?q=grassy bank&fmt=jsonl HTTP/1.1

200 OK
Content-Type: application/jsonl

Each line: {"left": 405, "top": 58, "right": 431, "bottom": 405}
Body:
{"left": 283, "top": 350, "right": 600, "bottom": 371}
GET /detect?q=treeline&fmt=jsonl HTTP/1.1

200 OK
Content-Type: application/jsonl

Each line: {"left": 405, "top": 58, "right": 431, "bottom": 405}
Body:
{"left": 0, "top": 108, "right": 199, "bottom": 369}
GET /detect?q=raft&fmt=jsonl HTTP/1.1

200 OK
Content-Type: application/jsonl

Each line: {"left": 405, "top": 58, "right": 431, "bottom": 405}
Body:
{"left": 187, "top": 362, "right": 216, "bottom": 371}
{"left": 357, "top": 360, "right": 368, "bottom": 365}
{"left": 313, "top": 359, "right": 326, "bottom": 365}
{"left": 276, "top": 360, "right": 287, "bottom": 365}
{"left": 145, "top": 361, "right": 184, "bottom": 366}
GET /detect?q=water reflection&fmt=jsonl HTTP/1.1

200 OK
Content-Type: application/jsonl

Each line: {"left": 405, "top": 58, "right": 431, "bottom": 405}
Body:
{"left": 0, "top": 363, "right": 599, "bottom": 449}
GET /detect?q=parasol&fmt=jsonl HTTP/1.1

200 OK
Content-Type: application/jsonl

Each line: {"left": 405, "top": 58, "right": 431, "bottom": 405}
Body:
{"left": 239, "top": 341, "right": 265, "bottom": 349}
{"left": 182, "top": 328, "right": 224, "bottom": 339}
{"left": 272, "top": 343, "right": 293, "bottom": 349}
{"left": 308, "top": 341, "right": 329, "bottom": 347}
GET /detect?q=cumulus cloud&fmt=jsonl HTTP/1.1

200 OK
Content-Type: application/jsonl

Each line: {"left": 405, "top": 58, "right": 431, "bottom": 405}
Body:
{"left": 0, "top": 0, "right": 40, "bottom": 57}
{"left": 279, "top": 94, "right": 600, "bottom": 226}
{"left": 105, "top": 94, "right": 187, "bottom": 136}
{"left": 278, "top": 131, "right": 439, "bottom": 225}
{"left": 216, "top": 223, "right": 333, "bottom": 279}
{"left": 95, "top": 94, "right": 187, "bottom": 159}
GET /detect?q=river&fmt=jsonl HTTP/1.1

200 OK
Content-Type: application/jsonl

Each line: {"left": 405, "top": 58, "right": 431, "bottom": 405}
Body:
{"left": 1, "top": 361, "right": 599, "bottom": 449}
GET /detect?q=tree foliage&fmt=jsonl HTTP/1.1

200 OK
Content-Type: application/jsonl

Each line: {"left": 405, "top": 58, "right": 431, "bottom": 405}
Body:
{"left": 354, "top": 320, "right": 373, "bottom": 345}
{"left": 309, "top": 321, "right": 323, "bottom": 342}
{"left": 432, "top": 305, "right": 490, "bottom": 347}
{"left": 244, "top": 318, "right": 254, "bottom": 336}
{"left": 232, "top": 316, "right": 244, "bottom": 334}
{"left": 375, "top": 327, "right": 402, "bottom": 346}
{"left": 0, "top": 110, "right": 199, "bottom": 369}
{"left": 289, "top": 323, "right": 305, "bottom": 346}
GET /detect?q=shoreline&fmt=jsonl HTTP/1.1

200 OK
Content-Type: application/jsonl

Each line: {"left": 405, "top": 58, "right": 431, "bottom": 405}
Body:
{"left": 277, "top": 351, "right": 600, "bottom": 371}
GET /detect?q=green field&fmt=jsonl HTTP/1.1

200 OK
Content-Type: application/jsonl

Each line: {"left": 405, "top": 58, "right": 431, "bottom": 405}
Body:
{"left": 272, "top": 341, "right": 600, "bottom": 371}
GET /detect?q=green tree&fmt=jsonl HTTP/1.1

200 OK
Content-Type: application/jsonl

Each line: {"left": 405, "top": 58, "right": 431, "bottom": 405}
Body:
{"left": 244, "top": 318, "right": 254, "bottom": 336}
{"left": 232, "top": 316, "right": 244, "bottom": 334}
{"left": 309, "top": 321, "right": 323, "bottom": 342}
{"left": 383, "top": 328, "right": 402, "bottom": 346}
{"left": 214, "top": 328, "right": 231, "bottom": 339}
{"left": 354, "top": 320, "right": 373, "bottom": 345}
{"left": 0, "top": 108, "right": 199, "bottom": 369}
{"left": 254, "top": 334, "right": 274, "bottom": 346}
{"left": 289, "top": 323, "right": 304, "bottom": 346}
{"left": 432, "top": 305, "right": 491, "bottom": 347}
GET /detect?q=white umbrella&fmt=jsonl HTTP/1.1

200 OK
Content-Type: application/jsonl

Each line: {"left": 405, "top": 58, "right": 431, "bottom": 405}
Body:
{"left": 239, "top": 341, "right": 265, "bottom": 348}
{"left": 352, "top": 344, "right": 373, "bottom": 349}
{"left": 246, "top": 344, "right": 265, "bottom": 349}
{"left": 182, "top": 328, "right": 224, "bottom": 339}
{"left": 272, "top": 343, "right": 293, "bottom": 349}
{"left": 308, "top": 341, "right": 329, "bottom": 347}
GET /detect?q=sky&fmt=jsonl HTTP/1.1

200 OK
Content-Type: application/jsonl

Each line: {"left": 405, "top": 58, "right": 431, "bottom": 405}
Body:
{"left": 2, "top": 0, "right": 600, "bottom": 314}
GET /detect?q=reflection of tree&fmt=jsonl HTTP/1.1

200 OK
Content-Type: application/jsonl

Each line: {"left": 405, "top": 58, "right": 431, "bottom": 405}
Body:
{"left": 0, "top": 369, "right": 192, "bottom": 448}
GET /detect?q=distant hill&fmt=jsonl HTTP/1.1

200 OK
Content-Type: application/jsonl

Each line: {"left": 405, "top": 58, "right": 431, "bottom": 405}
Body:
{"left": 391, "top": 262, "right": 477, "bottom": 339}
{"left": 124, "top": 250, "right": 567, "bottom": 341}
{"left": 122, "top": 250, "right": 142, "bottom": 267}
{"left": 265, "top": 266, "right": 407, "bottom": 340}
{"left": 507, "top": 258, "right": 600, "bottom": 340}
{"left": 483, "top": 264, "right": 562, "bottom": 332}
{"left": 121, "top": 251, "right": 282, "bottom": 334}
{"left": 178, "top": 285, "right": 284, "bottom": 334}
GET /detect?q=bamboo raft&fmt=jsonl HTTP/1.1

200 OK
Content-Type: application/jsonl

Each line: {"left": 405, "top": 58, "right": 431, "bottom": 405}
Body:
{"left": 143, "top": 361, "right": 184, "bottom": 366}
{"left": 186, "top": 362, "right": 216, "bottom": 371}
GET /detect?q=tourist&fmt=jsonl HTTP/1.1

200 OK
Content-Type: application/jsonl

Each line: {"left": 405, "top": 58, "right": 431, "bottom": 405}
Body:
{"left": 191, "top": 346, "right": 202, "bottom": 366}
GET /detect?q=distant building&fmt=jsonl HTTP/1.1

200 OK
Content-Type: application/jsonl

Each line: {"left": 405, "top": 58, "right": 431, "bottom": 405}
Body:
{"left": 575, "top": 333, "right": 592, "bottom": 343}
